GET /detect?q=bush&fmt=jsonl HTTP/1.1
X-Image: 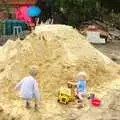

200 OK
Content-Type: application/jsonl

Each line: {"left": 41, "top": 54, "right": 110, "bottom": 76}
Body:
{"left": 46, "top": 0, "right": 98, "bottom": 26}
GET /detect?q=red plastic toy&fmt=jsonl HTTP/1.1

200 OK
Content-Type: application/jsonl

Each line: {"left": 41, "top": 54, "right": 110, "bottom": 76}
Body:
{"left": 91, "top": 98, "right": 101, "bottom": 107}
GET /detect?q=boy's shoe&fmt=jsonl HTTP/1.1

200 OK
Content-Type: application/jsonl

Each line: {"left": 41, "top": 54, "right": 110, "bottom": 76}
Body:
{"left": 25, "top": 101, "right": 31, "bottom": 109}
{"left": 88, "top": 93, "right": 95, "bottom": 100}
{"left": 34, "top": 104, "right": 38, "bottom": 110}
{"left": 76, "top": 103, "right": 84, "bottom": 109}
{"left": 77, "top": 99, "right": 82, "bottom": 103}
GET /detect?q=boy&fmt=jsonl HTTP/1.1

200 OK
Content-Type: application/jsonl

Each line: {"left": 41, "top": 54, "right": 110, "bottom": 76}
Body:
{"left": 68, "top": 71, "right": 87, "bottom": 107}
{"left": 15, "top": 66, "right": 40, "bottom": 109}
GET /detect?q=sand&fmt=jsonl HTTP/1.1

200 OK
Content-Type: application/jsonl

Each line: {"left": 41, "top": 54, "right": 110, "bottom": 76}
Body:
{"left": 0, "top": 24, "right": 120, "bottom": 120}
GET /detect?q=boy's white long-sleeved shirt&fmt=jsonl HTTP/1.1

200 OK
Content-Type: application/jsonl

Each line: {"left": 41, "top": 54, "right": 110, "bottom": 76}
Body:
{"left": 15, "top": 76, "right": 40, "bottom": 101}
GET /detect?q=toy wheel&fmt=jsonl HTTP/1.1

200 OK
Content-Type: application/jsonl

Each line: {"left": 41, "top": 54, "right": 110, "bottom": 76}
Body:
{"left": 57, "top": 99, "right": 60, "bottom": 102}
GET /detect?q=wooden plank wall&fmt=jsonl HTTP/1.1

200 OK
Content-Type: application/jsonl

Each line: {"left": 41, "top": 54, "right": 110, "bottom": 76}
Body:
{"left": 0, "top": 0, "right": 36, "bottom": 5}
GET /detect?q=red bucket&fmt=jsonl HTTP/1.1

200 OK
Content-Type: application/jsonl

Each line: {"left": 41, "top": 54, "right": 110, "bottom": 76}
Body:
{"left": 91, "top": 98, "right": 101, "bottom": 107}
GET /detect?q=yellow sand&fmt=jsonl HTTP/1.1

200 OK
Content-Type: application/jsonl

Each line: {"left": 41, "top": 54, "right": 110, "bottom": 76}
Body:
{"left": 0, "top": 25, "right": 120, "bottom": 120}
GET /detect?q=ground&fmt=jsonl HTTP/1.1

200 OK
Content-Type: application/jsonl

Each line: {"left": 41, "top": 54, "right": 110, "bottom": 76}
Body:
{"left": 1, "top": 78, "right": 120, "bottom": 120}
{"left": 0, "top": 25, "right": 120, "bottom": 120}
{"left": 0, "top": 41, "right": 120, "bottom": 120}
{"left": 93, "top": 40, "right": 120, "bottom": 64}
{"left": 91, "top": 40, "right": 120, "bottom": 120}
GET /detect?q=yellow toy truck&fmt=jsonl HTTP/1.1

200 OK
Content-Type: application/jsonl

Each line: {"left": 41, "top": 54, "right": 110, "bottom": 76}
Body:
{"left": 57, "top": 87, "right": 73, "bottom": 104}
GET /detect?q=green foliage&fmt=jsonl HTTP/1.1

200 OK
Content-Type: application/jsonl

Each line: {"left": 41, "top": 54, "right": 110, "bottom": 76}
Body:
{"left": 101, "top": 0, "right": 120, "bottom": 12}
{"left": 46, "top": 0, "right": 99, "bottom": 26}
{"left": 45, "top": 0, "right": 120, "bottom": 26}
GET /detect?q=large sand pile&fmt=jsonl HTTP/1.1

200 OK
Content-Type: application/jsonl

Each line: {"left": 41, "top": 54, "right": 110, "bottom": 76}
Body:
{"left": 0, "top": 25, "right": 120, "bottom": 120}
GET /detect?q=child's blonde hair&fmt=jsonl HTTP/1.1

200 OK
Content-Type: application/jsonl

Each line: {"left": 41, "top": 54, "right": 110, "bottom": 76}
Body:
{"left": 75, "top": 71, "right": 87, "bottom": 80}
{"left": 29, "top": 65, "right": 39, "bottom": 77}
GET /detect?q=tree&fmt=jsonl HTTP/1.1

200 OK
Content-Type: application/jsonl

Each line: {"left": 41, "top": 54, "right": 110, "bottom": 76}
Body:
{"left": 101, "top": 0, "right": 120, "bottom": 12}
{"left": 45, "top": 0, "right": 100, "bottom": 26}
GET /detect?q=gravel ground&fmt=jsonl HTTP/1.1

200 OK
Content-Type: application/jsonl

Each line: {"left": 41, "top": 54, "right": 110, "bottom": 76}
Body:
{"left": 93, "top": 40, "right": 120, "bottom": 64}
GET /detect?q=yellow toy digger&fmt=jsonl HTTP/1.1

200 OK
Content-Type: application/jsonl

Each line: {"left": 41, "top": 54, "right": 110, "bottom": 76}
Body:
{"left": 57, "top": 86, "right": 73, "bottom": 104}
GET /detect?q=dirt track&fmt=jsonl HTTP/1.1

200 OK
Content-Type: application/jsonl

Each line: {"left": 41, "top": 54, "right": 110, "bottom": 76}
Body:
{"left": 93, "top": 40, "right": 120, "bottom": 64}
